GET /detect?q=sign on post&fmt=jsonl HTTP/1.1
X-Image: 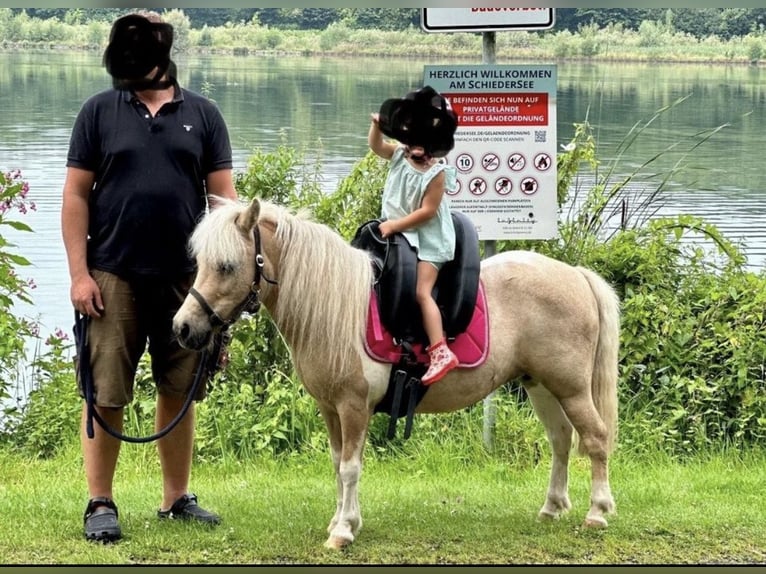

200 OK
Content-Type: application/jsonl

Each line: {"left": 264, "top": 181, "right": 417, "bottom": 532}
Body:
{"left": 421, "top": 8, "right": 555, "bottom": 33}
{"left": 425, "top": 64, "right": 558, "bottom": 241}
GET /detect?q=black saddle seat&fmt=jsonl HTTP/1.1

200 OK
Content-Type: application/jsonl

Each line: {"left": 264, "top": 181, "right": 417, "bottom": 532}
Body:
{"left": 351, "top": 211, "right": 480, "bottom": 343}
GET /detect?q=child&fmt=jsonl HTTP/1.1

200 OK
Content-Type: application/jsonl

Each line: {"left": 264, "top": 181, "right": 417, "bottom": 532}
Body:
{"left": 368, "top": 85, "right": 460, "bottom": 385}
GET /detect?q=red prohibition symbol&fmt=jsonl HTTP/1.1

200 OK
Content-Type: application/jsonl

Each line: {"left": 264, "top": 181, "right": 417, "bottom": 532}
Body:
{"left": 469, "top": 177, "right": 487, "bottom": 195}
{"left": 508, "top": 153, "right": 526, "bottom": 171}
{"left": 495, "top": 177, "right": 512, "bottom": 195}
{"left": 534, "top": 153, "right": 552, "bottom": 171}
{"left": 520, "top": 177, "right": 539, "bottom": 195}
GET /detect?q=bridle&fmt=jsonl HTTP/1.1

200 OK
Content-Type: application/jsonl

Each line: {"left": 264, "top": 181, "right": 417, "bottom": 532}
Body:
{"left": 188, "top": 224, "right": 278, "bottom": 329}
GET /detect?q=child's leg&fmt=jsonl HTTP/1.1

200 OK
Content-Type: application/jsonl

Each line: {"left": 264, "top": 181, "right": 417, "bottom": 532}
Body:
{"left": 416, "top": 260, "right": 459, "bottom": 385}
{"left": 415, "top": 260, "right": 443, "bottom": 346}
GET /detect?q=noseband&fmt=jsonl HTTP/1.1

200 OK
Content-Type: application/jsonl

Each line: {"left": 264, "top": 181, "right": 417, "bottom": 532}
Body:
{"left": 188, "top": 224, "right": 278, "bottom": 329}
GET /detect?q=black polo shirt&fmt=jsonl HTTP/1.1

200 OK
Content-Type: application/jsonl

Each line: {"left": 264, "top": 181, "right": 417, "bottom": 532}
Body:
{"left": 66, "top": 84, "right": 233, "bottom": 280}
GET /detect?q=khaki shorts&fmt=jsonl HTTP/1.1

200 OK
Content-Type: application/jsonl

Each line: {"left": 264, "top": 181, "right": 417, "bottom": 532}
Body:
{"left": 77, "top": 269, "right": 206, "bottom": 408}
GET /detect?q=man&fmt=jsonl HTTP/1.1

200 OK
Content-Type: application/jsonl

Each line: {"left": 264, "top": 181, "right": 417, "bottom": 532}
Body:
{"left": 61, "top": 11, "right": 238, "bottom": 542}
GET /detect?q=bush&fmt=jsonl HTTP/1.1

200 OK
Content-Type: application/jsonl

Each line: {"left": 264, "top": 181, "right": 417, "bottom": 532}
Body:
{"left": 0, "top": 169, "right": 38, "bottom": 427}
{"left": 1, "top": 330, "right": 79, "bottom": 457}
{"left": 535, "top": 107, "right": 764, "bottom": 455}
{"left": 745, "top": 34, "right": 763, "bottom": 63}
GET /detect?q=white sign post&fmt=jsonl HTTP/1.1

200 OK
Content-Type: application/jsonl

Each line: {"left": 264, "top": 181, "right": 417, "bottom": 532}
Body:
{"left": 421, "top": 8, "right": 555, "bottom": 33}
{"left": 420, "top": 12, "right": 558, "bottom": 449}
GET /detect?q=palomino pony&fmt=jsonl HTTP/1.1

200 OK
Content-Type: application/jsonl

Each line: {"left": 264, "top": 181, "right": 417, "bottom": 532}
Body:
{"left": 172, "top": 197, "right": 620, "bottom": 549}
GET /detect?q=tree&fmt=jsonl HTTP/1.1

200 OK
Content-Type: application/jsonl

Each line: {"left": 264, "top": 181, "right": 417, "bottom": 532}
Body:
{"left": 551, "top": 9, "right": 579, "bottom": 33}
{"left": 63, "top": 9, "right": 83, "bottom": 26}
{"left": 573, "top": 8, "right": 659, "bottom": 31}
{"left": 299, "top": 8, "right": 340, "bottom": 30}
{"left": 341, "top": 8, "right": 418, "bottom": 31}
{"left": 163, "top": 9, "right": 191, "bottom": 52}
{"left": 716, "top": 8, "right": 753, "bottom": 39}
{"left": 183, "top": 8, "right": 256, "bottom": 28}
{"left": 255, "top": 9, "right": 282, "bottom": 28}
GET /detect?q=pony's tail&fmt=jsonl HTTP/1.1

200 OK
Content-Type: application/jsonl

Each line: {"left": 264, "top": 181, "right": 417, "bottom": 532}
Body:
{"left": 576, "top": 267, "right": 620, "bottom": 455}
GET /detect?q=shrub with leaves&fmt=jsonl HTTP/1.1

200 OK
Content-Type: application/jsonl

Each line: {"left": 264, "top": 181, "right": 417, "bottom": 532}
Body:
{"left": 0, "top": 169, "right": 39, "bottom": 430}
{"left": 1, "top": 330, "right": 79, "bottom": 457}
{"left": 534, "top": 103, "right": 764, "bottom": 455}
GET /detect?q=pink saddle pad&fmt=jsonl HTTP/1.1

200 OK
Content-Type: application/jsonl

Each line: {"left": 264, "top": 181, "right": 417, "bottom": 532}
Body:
{"left": 364, "top": 281, "right": 489, "bottom": 368}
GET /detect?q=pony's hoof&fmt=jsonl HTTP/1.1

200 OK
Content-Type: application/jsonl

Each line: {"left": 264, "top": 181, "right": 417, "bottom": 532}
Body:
{"left": 324, "top": 535, "right": 353, "bottom": 550}
{"left": 583, "top": 515, "right": 608, "bottom": 529}
{"left": 537, "top": 498, "right": 570, "bottom": 521}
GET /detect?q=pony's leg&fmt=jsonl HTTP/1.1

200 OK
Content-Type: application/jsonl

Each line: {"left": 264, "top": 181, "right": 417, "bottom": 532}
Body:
{"left": 317, "top": 405, "right": 344, "bottom": 536}
{"left": 524, "top": 383, "right": 574, "bottom": 520}
{"left": 558, "top": 394, "right": 616, "bottom": 528}
{"left": 324, "top": 400, "right": 369, "bottom": 549}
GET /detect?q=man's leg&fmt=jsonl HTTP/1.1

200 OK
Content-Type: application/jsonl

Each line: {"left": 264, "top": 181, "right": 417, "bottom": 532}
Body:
{"left": 82, "top": 403, "right": 124, "bottom": 541}
{"left": 156, "top": 394, "right": 194, "bottom": 509}
{"left": 155, "top": 395, "right": 220, "bottom": 523}
{"left": 82, "top": 404, "right": 123, "bottom": 499}
{"left": 153, "top": 275, "right": 220, "bottom": 524}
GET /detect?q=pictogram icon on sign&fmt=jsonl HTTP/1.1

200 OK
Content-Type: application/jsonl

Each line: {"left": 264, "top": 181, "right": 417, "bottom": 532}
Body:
{"left": 520, "top": 177, "right": 538, "bottom": 195}
{"left": 469, "top": 177, "right": 487, "bottom": 196}
{"left": 495, "top": 177, "right": 512, "bottom": 196}
{"left": 508, "top": 153, "right": 526, "bottom": 171}
{"left": 455, "top": 153, "right": 474, "bottom": 173}
{"left": 481, "top": 152, "right": 500, "bottom": 171}
{"left": 534, "top": 153, "right": 552, "bottom": 171}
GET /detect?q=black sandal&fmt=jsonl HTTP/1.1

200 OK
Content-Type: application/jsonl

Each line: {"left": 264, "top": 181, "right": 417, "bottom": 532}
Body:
{"left": 157, "top": 493, "right": 221, "bottom": 525}
{"left": 84, "top": 497, "right": 122, "bottom": 542}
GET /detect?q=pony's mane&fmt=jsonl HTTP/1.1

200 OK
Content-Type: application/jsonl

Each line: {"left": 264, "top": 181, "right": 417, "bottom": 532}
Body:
{"left": 189, "top": 198, "right": 249, "bottom": 265}
{"left": 190, "top": 198, "right": 374, "bottom": 381}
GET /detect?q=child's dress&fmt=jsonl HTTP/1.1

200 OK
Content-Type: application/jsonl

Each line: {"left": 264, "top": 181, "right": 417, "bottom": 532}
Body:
{"left": 381, "top": 146, "right": 458, "bottom": 265}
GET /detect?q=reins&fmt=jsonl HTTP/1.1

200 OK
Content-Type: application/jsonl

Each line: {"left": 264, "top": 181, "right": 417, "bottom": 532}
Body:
{"left": 76, "top": 226, "right": 276, "bottom": 443}
{"left": 75, "top": 310, "right": 208, "bottom": 443}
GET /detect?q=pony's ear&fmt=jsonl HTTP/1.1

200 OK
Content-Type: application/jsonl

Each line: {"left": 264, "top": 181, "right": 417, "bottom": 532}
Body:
{"left": 236, "top": 198, "right": 261, "bottom": 234}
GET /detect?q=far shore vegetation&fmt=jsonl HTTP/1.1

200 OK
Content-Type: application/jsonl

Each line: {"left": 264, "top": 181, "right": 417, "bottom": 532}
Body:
{"left": 2, "top": 8, "right": 766, "bottom": 65}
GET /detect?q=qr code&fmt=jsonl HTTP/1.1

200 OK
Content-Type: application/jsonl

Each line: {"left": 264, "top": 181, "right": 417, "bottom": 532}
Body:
{"left": 534, "top": 130, "right": 546, "bottom": 143}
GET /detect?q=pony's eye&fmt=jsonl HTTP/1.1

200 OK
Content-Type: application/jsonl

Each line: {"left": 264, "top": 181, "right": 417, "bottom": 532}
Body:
{"left": 217, "top": 262, "right": 236, "bottom": 275}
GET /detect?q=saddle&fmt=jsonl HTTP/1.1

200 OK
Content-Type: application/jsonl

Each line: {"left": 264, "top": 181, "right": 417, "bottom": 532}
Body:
{"left": 351, "top": 210, "right": 481, "bottom": 343}
{"left": 351, "top": 211, "right": 484, "bottom": 440}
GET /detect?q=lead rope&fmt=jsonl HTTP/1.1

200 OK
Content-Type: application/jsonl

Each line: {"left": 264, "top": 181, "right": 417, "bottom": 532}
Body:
{"left": 75, "top": 311, "right": 209, "bottom": 444}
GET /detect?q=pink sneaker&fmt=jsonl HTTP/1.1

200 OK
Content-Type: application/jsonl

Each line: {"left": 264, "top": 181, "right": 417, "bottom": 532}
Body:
{"left": 422, "top": 339, "right": 459, "bottom": 385}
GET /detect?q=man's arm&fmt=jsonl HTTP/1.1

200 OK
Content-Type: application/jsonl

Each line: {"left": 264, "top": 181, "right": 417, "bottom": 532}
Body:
{"left": 206, "top": 168, "right": 238, "bottom": 205}
{"left": 61, "top": 166, "right": 103, "bottom": 317}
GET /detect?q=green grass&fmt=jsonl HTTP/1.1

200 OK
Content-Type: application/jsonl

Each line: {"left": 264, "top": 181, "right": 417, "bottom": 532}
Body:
{"left": 1, "top": 443, "right": 765, "bottom": 565}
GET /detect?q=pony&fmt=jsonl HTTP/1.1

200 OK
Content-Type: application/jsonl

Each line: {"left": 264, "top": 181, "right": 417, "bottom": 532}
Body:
{"left": 172, "top": 197, "right": 621, "bottom": 550}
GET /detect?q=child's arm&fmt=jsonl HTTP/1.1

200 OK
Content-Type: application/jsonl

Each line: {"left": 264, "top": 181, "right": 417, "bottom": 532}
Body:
{"left": 379, "top": 170, "right": 446, "bottom": 238}
{"left": 368, "top": 113, "right": 398, "bottom": 160}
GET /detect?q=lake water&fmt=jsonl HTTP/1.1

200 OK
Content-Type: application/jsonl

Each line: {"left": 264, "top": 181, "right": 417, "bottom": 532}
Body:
{"left": 2, "top": 51, "right": 766, "bottom": 346}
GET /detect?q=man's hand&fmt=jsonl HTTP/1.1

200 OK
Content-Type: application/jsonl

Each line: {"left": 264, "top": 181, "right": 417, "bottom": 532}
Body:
{"left": 71, "top": 274, "right": 104, "bottom": 318}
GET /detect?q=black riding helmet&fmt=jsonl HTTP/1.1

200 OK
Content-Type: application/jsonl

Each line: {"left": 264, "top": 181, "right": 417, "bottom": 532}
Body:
{"left": 378, "top": 86, "right": 458, "bottom": 158}
{"left": 103, "top": 13, "right": 176, "bottom": 91}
